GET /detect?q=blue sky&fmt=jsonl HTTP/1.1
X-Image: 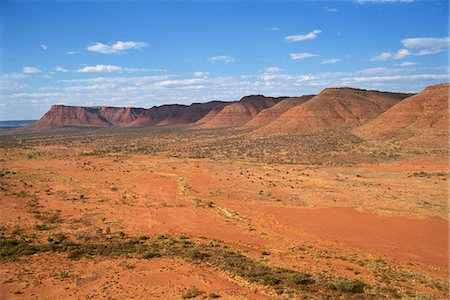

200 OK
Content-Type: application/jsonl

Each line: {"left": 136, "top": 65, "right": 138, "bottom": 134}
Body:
{"left": 0, "top": 0, "right": 448, "bottom": 120}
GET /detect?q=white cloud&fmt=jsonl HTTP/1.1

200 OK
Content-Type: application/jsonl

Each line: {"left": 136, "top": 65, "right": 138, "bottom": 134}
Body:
{"left": 393, "top": 48, "right": 412, "bottom": 59}
{"left": 285, "top": 29, "right": 322, "bottom": 42}
{"left": 60, "top": 75, "right": 168, "bottom": 85}
{"left": 3, "top": 65, "right": 446, "bottom": 114}
{"left": 22, "top": 67, "right": 41, "bottom": 74}
{"left": 77, "top": 65, "right": 123, "bottom": 73}
{"left": 371, "top": 52, "right": 392, "bottom": 61}
{"left": 349, "top": 73, "right": 447, "bottom": 83}
{"left": 401, "top": 37, "right": 449, "bottom": 55}
{"left": 356, "top": 67, "right": 403, "bottom": 76}
{"left": 0, "top": 79, "right": 28, "bottom": 92}
{"left": 1, "top": 73, "right": 28, "bottom": 80}
{"left": 176, "top": 85, "right": 207, "bottom": 90}
{"left": 290, "top": 53, "right": 319, "bottom": 60}
{"left": 263, "top": 67, "right": 283, "bottom": 73}
{"left": 67, "top": 51, "right": 76, "bottom": 55}
{"left": 372, "top": 36, "right": 449, "bottom": 61}
{"left": 325, "top": 7, "right": 339, "bottom": 12}
{"left": 40, "top": 44, "right": 48, "bottom": 50}
{"left": 154, "top": 78, "right": 204, "bottom": 88}
{"left": 86, "top": 41, "right": 148, "bottom": 54}
{"left": 54, "top": 66, "right": 68, "bottom": 72}
{"left": 321, "top": 58, "right": 340, "bottom": 64}
{"left": 269, "top": 27, "right": 279, "bottom": 31}
{"left": 394, "top": 61, "right": 418, "bottom": 67}
{"left": 193, "top": 71, "right": 209, "bottom": 77}
{"left": 208, "top": 55, "right": 235, "bottom": 63}
{"left": 75, "top": 65, "right": 153, "bottom": 73}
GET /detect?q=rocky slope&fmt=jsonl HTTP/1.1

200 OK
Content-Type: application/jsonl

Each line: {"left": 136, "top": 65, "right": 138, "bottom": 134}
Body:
{"left": 255, "top": 88, "right": 412, "bottom": 135}
{"left": 244, "top": 95, "right": 314, "bottom": 128}
{"left": 195, "top": 95, "right": 284, "bottom": 128}
{"left": 354, "top": 83, "right": 449, "bottom": 146}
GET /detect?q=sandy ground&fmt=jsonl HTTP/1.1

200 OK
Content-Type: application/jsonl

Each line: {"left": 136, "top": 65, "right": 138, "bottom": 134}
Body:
{"left": 0, "top": 146, "right": 448, "bottom": 298}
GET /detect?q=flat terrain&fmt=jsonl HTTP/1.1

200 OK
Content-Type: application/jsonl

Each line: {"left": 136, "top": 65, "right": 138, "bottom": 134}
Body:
{"left": 0, "top": 127, "right": 448, "bottom": 299}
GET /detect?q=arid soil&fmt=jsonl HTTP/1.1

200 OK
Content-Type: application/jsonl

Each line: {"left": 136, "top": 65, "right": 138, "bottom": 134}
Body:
{"left": 0, "top": 128, "right": 448, "bottom": 299}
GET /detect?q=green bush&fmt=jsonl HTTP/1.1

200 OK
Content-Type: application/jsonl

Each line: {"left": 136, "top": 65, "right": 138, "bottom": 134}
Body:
{"left": 208, "top": 293, "right": 220, "bottom": 299}
{"left": 334, "top": 279, "right": 366, "bottom": 293}
{"left": 182, "top": 286, "right": 203, "bottom": 299}
{"left": 290, "top": 272, "right": 314, "bottom": 285}
{"left": 263, "top": 274, "right": 281, "bottom": 286}
{"left": 68, "top": 249, "right": 84, "bottom": 260}
{"left": 142, "top": 251, "right": 161, "bottom": 259}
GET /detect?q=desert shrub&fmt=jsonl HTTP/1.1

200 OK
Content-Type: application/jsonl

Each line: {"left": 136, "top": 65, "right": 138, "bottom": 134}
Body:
{"left": 208, "top": 293, "right": 220, "bottom": 299}
{"left": 68, "top": 249, "right": 84, "bottom": 260}
{"left": 263, "top": 274, "right": 281, "bottom": 286}
{"left": 17, "top": 191, "right": 28, "bottom": 198}
{"left": 11, "top": 226, "right": 21, "bottom": 235}
{"left": 182, "top": 286, "right": 203, "bottom": 299}
{"left": 35, "top": 224, "right": 54, "bottom": 231}
{"left": 333, "top": 279, "right": 366, "bottom": 293}
{"left": 142, "top": 251, "right": 161, "bottom": 259}
{"left": 0, "top": 238, "right": 37, "bottom": 259}
{"left": 47, "top": 233, "right": 67, "bottom": 244}
{"left": 290, "top": 272, "right": 314, "bottom": 286}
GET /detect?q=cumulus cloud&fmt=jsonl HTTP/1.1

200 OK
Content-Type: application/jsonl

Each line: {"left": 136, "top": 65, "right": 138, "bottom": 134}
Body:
{"left": 77, "top": 65, "right": 123, "bottom": 73}
{"left": 22, "top": 67, "right": 41, "bottom": 74}
{"left": 321, "top": 58, "right": 340, "bottom": 64}
{"left": 263, "top": 67, "right": 283, "bottom": 73}
{"left": 285, "top": 29, "right": 321, "bottom": 42}
{"left": 290, "top": 53, "right": 319, "bottom": 60}
{"left": 86, "top": 41, "right": 148, "bottom": 54}
{"left": 67, "top": 51, "right": 76, "bottom": 55}
{"left": 40, "top": 44, "right": 48, "bottom": 50}
{"left": 208, "top": 55, "right": 235, "bottom": 63}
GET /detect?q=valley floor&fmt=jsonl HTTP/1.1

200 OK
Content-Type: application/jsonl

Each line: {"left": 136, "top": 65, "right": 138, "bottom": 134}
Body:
{"left": 0, "top": 128, "right": 448, "bottom": 299}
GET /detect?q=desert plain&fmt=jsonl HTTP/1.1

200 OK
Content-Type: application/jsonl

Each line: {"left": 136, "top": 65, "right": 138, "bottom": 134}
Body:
{"left": 0, "top": 84, "right": 449, "bottom": 299}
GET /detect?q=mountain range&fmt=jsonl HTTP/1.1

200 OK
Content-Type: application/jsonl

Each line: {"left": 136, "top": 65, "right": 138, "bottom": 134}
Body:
{"left": 29, "top": 83, "right": 448, "bottom": 145}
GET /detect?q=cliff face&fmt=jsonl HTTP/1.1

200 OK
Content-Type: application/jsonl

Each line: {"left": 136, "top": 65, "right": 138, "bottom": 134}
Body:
{"left": 155, "top": 101, "right": 228, "bottom": 126}
{"left": 255, "top": 88, "right": 413, "bottom": 135}
{"left": 33, "top": 101, "right": 230, "bottom": 128}
{"left": 126, "top": 104, "right": 188, "bottom": 127}
{"left": 96, "top": 107, "right": 146, "bottom": 126}
{"left": 33, "top": 105, "right": 112, "bottom": 128}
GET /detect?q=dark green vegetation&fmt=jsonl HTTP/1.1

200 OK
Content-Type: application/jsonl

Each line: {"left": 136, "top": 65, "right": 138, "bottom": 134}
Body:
{"left": 0, "top": 234, "right": 372, "bottom": 297}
